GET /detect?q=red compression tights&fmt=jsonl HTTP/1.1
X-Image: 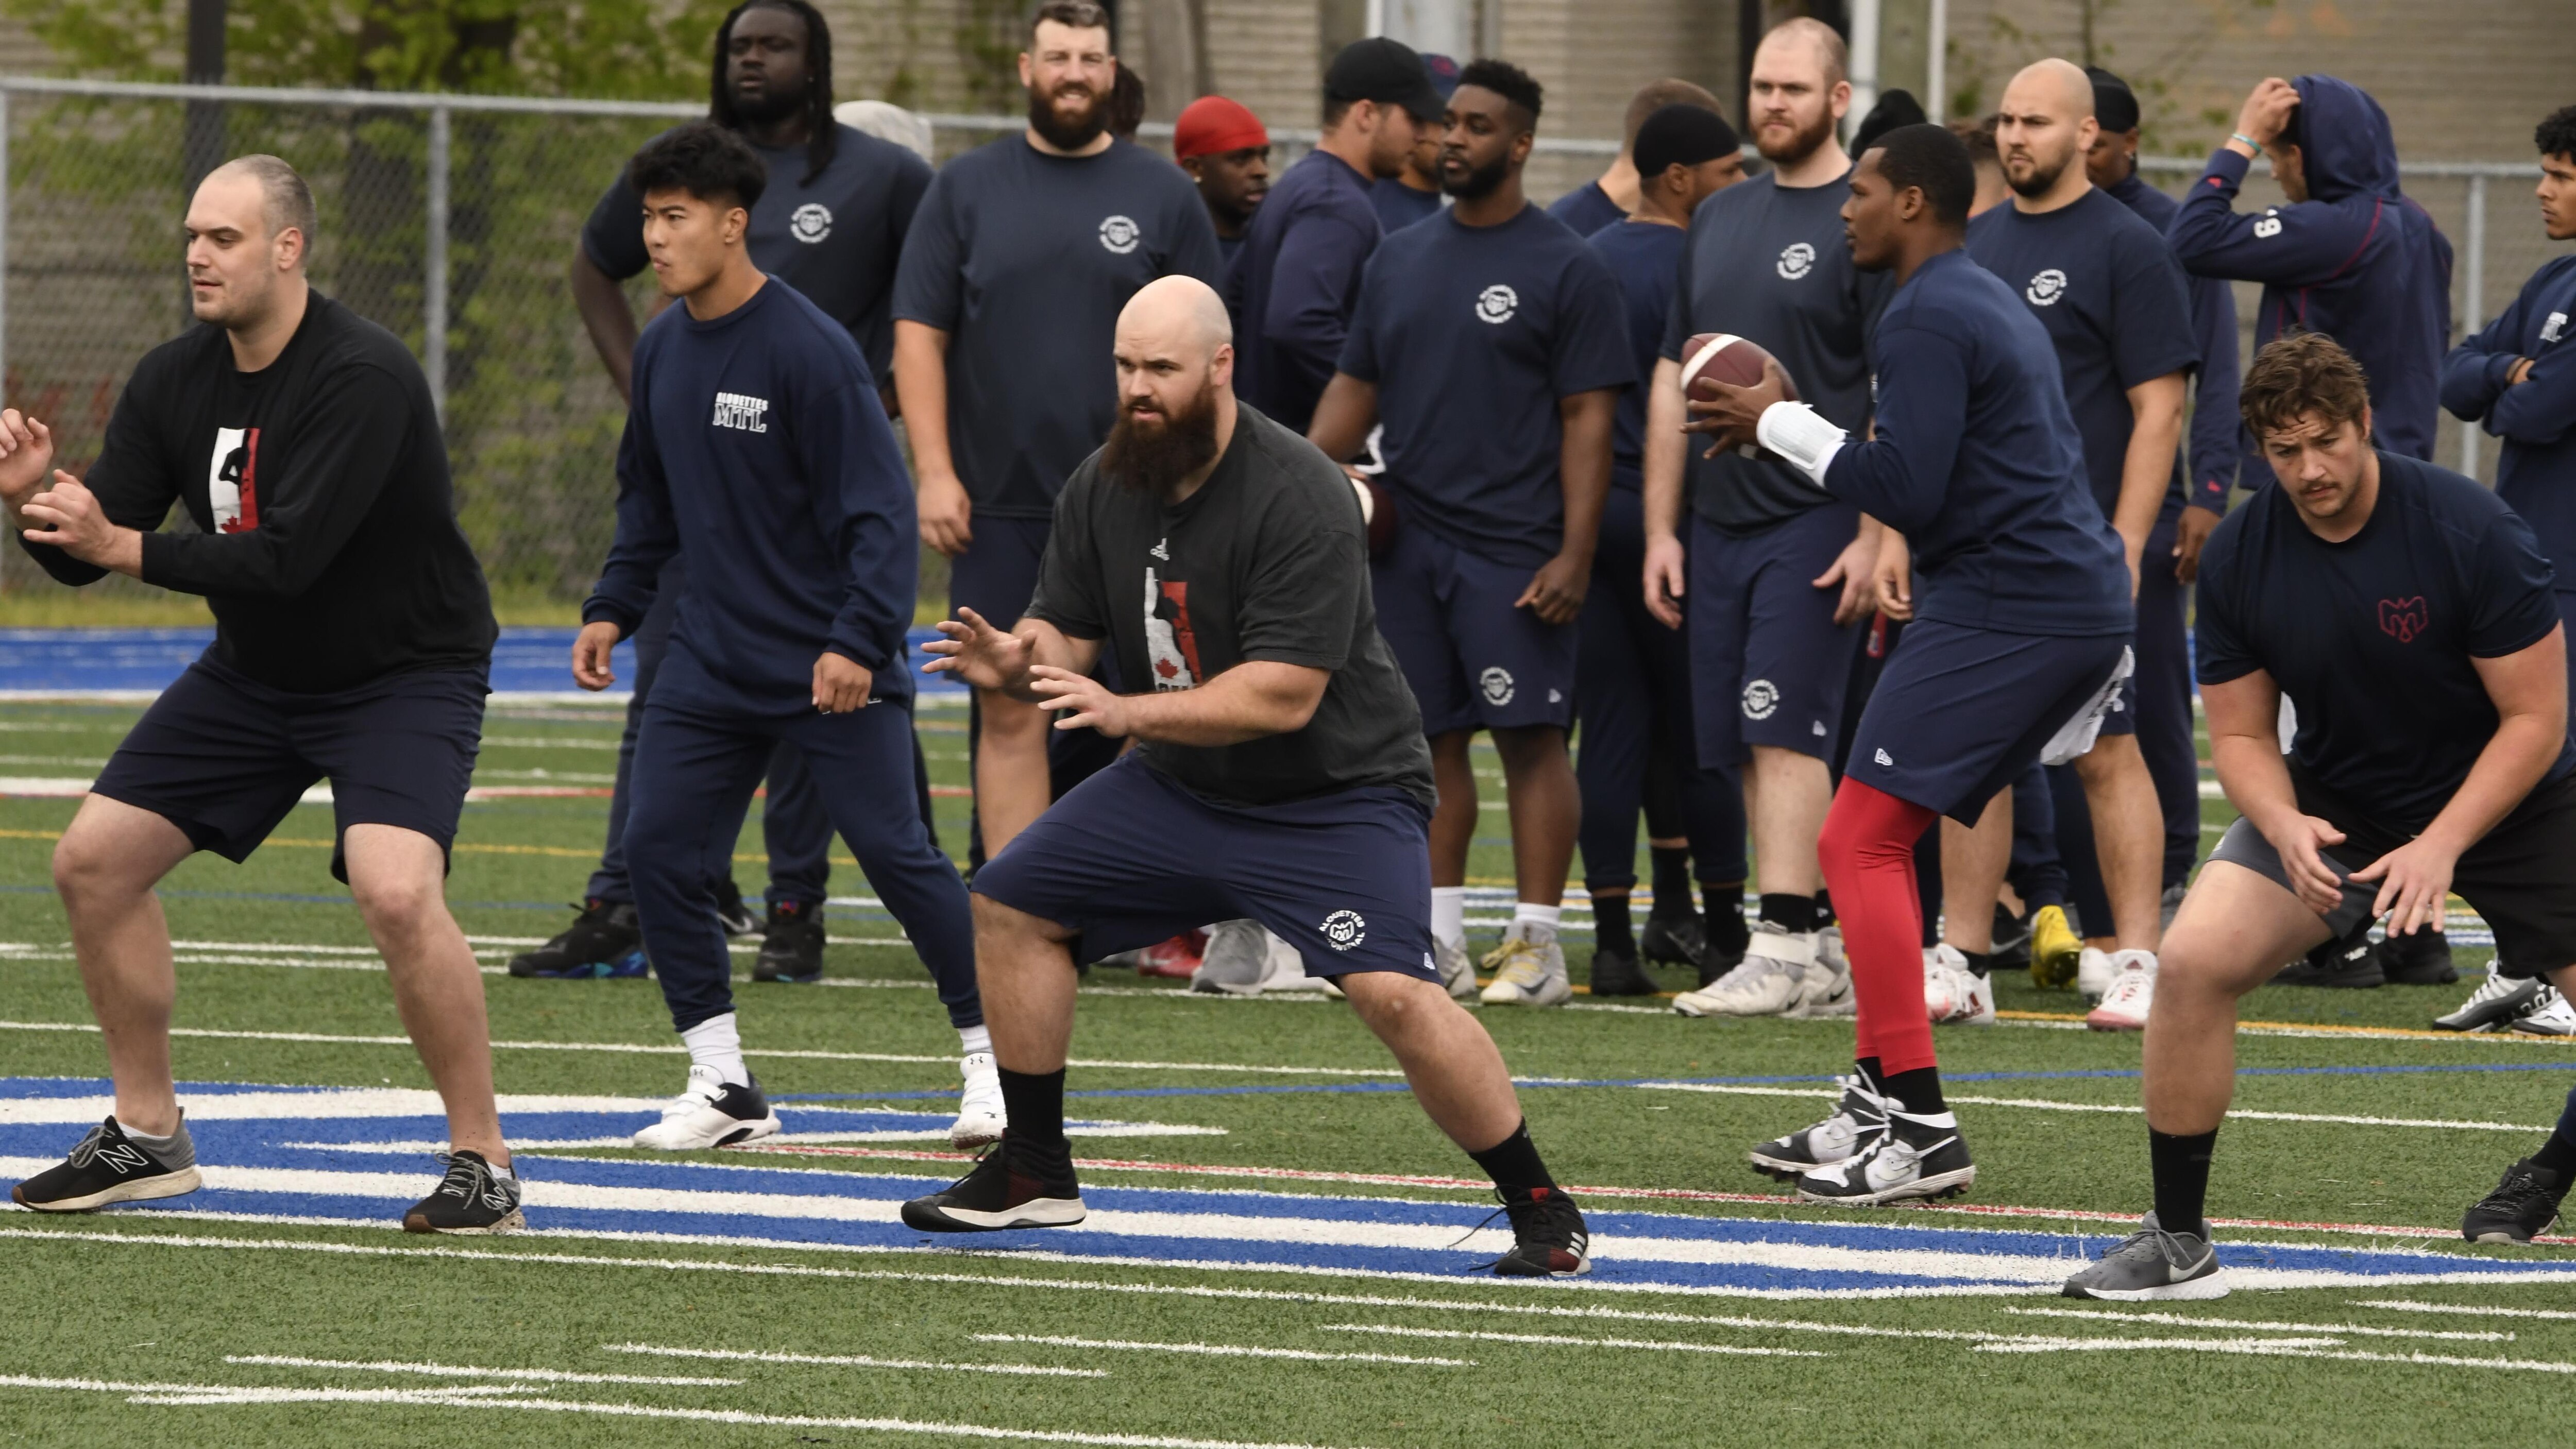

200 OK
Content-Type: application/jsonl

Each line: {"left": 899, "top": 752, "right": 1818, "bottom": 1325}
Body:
{"left": 1816, "top": 777, "right": 1941, "bottom": 1076}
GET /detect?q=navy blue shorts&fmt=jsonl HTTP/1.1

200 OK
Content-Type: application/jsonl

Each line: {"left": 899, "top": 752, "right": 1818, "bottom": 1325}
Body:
{"left": 1843, "top": 619, "right": 2127, "bottom": 824}
{"left": 1688, "top": 507, "right": 1864, "bottom": 768}
{"left": 973, "top": 753, "right": 1442, "bottom": 982}
{"left": 89, "top": 656, "right": 485, "bottom": 881}
{"left": 1371, "top": 525, "right": 1577, "bottom": 735}
{"left": 948, "top": 514, "right": 1054, "bottom": 627}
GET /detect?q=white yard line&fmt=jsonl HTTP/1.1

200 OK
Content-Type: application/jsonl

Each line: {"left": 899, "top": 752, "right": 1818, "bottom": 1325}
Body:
{"left": 1975, "top": 1340, "right": 2576, "bottom": 1372}
{"left": 972, "top": 1334, "right": 1468, "bottom": 1366}
{"left": 2002, "top": 1307, "right": 2512, "bottom": 1341}
{"left": 224, "top": 1353, "right": 739, "bottom": 1386}
{"left": 1633, "top": 1081, "right": 2552, "bottom": 1133}
{"left": 1320, "top": 1323, "right": 1825, "bottom": 1356}
{"left": 2352, "top": 1299, "right": 2576, "bottom": 1320}
{"left": 603, "top": 1342, "right": 1104, "bottom": 1377}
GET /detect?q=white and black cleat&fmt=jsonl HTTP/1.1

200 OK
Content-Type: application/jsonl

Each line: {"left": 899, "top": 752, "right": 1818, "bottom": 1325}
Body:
{"left": 2511, "top": 988, "right": 2576, "bottom": 1037}
{"left": 1795, "top": 1111, "right": 1975, "bottom": 1206}
{"left": 2061, "top": 1211, "right": 2228, "bottom": 1300}
{"left": 900, "top": 1135, "right": 1087, "bottom": 1232}
{"left": 1749, "top": 1075, "right": 1885, "bottom": 1182}
{"left": 9, "top": 1114, "right": 200, "bottom": 1212}
{"left": 632, "top": 1064, "right": 782, "bottom": 1150}
{"left": 2436, "top": 968, "right": 2549, "bottom": 1032}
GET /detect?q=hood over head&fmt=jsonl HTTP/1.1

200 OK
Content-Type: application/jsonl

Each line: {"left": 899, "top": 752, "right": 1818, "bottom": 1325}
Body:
{"left": 2289, "top": 74, "right": 2401, "bottom": 201}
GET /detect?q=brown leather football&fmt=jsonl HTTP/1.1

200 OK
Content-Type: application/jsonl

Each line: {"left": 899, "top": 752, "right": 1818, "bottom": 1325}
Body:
{"left": 1681, "top": 332, "right": 1799, "bottom": 401}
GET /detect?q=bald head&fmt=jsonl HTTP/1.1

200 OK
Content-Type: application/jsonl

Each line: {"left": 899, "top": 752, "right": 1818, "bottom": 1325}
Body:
{"left": 1118, "top": 274, "right": 1233, "bottom": 363}
{"left": 1756, "top": 18, "right": 1848, "bottom": 89}
{"left": 202, "top": 155, "right": 318, "bottom": 259}
{"left": 1994, "top": 58, "right": 2100, "bottom": 204}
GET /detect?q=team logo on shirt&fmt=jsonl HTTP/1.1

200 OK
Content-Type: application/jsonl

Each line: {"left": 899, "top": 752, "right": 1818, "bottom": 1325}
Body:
{"left": 1474, "top": 284, "right": 1520, "bottom": 324}
{"left": 2253, "top": 211, "right": 2284, "bottom": 239}
{"left": 2546, "top": 312, "right": 2568, "bottom": 344}
{"left": 1479, "top": 667, "right": 1516, "bottom": 706}
{"left": 790, "top": 203, "right": 833, "bottom": 243}
{"left": 1145, "top": 567, "right": 1204, "bottom": 691}
{"left": 1320, "top": 909, "right": 1367, "bottom": 950}
{"left": 206, "top": 425, "right": 261, "bottom": 533}
{"left": 2025, "top": 268, "right": 2070, "bottom": 306}
{"left": 1776, "top": 242, "right": 1817, "bottom": 280}
{"left": 2378, "top": 596, "right": 2430, "bottom": 644}
{"left": 1099, "top": 214, "right": 1142, "bottom": 254}
{"left": 1741, "top": 678, "right": 1780, "bottom": 720}
{"left": 711, "top": 391, "right": 770, "bottom": 433}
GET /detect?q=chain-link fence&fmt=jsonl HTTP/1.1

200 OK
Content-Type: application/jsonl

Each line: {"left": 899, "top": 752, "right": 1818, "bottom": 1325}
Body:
{"left": 0, "top": 75, "right": 2552, "bottom": 608}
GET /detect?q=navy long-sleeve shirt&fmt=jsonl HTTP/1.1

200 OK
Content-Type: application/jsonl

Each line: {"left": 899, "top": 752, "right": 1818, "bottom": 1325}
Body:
{"left": 2446, "top": 254, "right": 2576, "bottom": 589}
{"left": 2168, "top": 75, "right": 2451, "bottom": 462}
{"left": 585, "top": 279, "right": 917, "bottom": 710}
{"left": 1819, "top": 250, "right": 2130, "bottom": 638}
{"left": 2107, "top": 172, "right": 2239, "bottom": 514}
{"left": 1226, "top": 148, "right": 1383, "bottom": 433}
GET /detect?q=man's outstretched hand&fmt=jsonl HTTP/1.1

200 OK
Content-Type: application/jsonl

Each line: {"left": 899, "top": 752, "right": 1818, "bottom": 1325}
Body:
{"left": 923, "top": 606, "right": 1033, "bottom": 697}
{"left": 1680, "top": 359, "right": 1791, "bottom": 458}
{"left": 0, "top": 408, "right": 56, "bottom": 509}
{"left": 19, "top": 472, "right": 138, "bottom": 572}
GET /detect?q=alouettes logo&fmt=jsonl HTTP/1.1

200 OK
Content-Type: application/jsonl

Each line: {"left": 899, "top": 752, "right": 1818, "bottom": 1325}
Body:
{"left": 2378, "top": 596, "right": 2429, "bottom": 643}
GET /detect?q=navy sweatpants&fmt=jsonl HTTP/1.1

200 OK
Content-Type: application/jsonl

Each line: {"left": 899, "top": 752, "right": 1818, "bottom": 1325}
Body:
{"left": 625, "top": 655, "right": 980, "bottom": 1035}
{"left": 588, "top": 553, "right": 839, "bottom": 908}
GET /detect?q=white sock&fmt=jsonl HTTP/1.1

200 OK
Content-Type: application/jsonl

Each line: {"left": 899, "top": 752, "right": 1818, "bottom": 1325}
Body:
{"left": 1432, "top": 887, "right": 1468, "bottom": 950}
{"left": 958, "top": 1024, "right": 993, "bottom": 1056}
{"left": 114, "top": 1116, "right": 181, "bottom": 1151}
{"left": 1513, "top": 901, "right": 1563, "bottom": 945}
{"left": 680, "top": 1013, "right": 750, "bottom": 1087}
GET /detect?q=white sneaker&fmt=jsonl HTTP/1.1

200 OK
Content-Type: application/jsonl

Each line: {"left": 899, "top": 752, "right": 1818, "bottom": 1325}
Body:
{"left": 1672, "top": 923, "right": 1811, "bottom": 1017}
{"left": 633, "top": 1064, "right": 782, "bottom": 1150}
{"left": 2077, "top": 945, "right": 2117, "bottom": 1003}
{"left": 1478, "top": 931, "right": 1571, "bottom": 1007}
{"left": 1924, "top": 944, "right": 1996, "bottom": 1026}
{"left": 1817, "top": 924, "right": 1850, "bottom": 975}
{"left": 951, "top": 1051, "right": 1005, "bottom": 1147}
{"left": 1190, "top": 919, "right": 1272, "bottom": 995}
{"left": 1786, "top": 949, "right": 1855, "bottom": 1018}
{"left": 1435, "top": 936, "right": 1479, "bottom": 1001}
{"left": 2086, "top": 950, "right": 2158, "bottom": 1032}
{"left": 1253, "top": 928, "right": 1338, "bottom": 994}
{"left": 2511, "top": 987, "right": 2576, "bottom": 1036}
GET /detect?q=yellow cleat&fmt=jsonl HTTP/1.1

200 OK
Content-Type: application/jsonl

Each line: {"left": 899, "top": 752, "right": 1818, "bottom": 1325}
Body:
{"left": 2030, "top": 904, "right": 2082, "bottom": 989}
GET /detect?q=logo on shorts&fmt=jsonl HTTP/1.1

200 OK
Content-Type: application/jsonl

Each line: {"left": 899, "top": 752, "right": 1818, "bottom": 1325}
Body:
{"left": 1741, "top": 678, "right": 1780, "bottom": 720}
{"left": 1479, "top": 667, "right": 1516, "bottom": 707}
{"left": 711, "top": 391, "right": 770, "bottom": 433}
{"left": 790, "top": 203, "right": 833, "bottom": 243}
{"left": 1099, "top": 214, "right": 1142, "bottom": 253}
{"left": 2378, "top": 595, "right": 2430, "bottom": 643}
{"left": 1320, "top": 909, "right": 1367, "bottom": 950}
{"left": 2253, "top": 211, "right": 2283, "bottom": 239}
{"left": 1475, "top": 284, "right": 1519, "bottom": 323}
{"left": 2026, "top": 268, "right": 2070, "bottom": 306}
{"left": 2546, "top": 312, "right": 2568, "bottom": 344}
{"left": 1873, "top": 747, "right": 1894, "bottom": 767}
{"left": 1776, "top": 242, "right": 1816, "bottom": 280}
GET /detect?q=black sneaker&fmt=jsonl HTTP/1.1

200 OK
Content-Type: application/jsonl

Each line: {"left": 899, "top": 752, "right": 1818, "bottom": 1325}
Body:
{"left": 508, "top": 899, "right": 646, "bottom": 979}
{"left": 2463, "top": 1158, "right": 2567, "bottom": 1245}
{"left": 2379, "top": 928, "right": 2458, "bottom": 986}
{"left": 1989, "top": 904, "right": 2033, "bottom": 973}
{"left": 2435, "top": 969, "right": 2548, "bottom": 1032}
{"left": 403, "top": 1150, "right": 525, "bottom": 1234}
{"left": 1489, "top": 1184, "right": 1591, "bottom": 1277}
{"left": 1639, "top": 911, "right": 1712, "bottom": 976}
{"left": 900, "top": 1135, "right": 1087, "bottom": 1232}
{"left": 1796, "top": 1110, "right": 1975, "bottom": 1206}
{"left": 713, "top": 877, "right": 760, "bottom": 938}
{"left": 753, "top": 900, "right": 825, "bottom": 983}
{"left": 1586, "top": 943, "right": 1660, "bottom": 997}
{"left": 10, "top": 1114, "right": 200, "bottom": 1212}
{"left": 2271, "top": 925, "right": 2382, "bottom": 988}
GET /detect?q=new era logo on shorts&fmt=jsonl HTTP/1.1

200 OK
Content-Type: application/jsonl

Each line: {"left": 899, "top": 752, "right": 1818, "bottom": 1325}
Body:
{"left": 1479, "top": 667, "right": 1515, "bottom": 706}
{"left": 1099, "top": 214, "right": 1142, "bottom": 254}
{"left": 1476, "top": 284, "right": 1519, "bottom": 324}
{"left": 1776, "top": 242, "right": 1816, "bottom": 279}
{"left": 1741, "top": 678, "right": 1780, "bottom": 720}
{"left": 1874, "top": 747, "right": 1894, "bottom": 767}
{"left": 1320, "top": 909, "right": 1366, "bottom": 950}
{"left": 790, "top": 203, "right": 833, "bottom": 243}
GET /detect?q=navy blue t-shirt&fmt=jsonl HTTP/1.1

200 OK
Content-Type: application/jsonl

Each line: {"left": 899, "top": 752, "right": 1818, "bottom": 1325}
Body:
{"left": 1371, "top": 178, "right": 1443, "bottom": 233}
{"left": 1547, "top": 180, "right": 1624, "bottom": 239}
{"left": 586, "top": 281, "right": 918, "bottom": 710}
{"left": 893, "top": 137, "right": 1224, "bottom": 521}
{"left": 1337, "top": 204, "right": 1634, "bottom": 568}
{"left": 1966, "top": 189, "right": 2197, "bottom": 528}
{"left": 582, "top": 124, "right": 930, "bottom": 381}
{"left": 2196, "top": 452, "right": 2573, "bottom": 831}
{"left": 1227, "top": 149, "right": 1383, "bottom": 434}
{"left": 1821, "top": 250, "right": 2128, "bottom": 638}
{"left": 1587, "top": 217, "right": 1688, "bottom": 490}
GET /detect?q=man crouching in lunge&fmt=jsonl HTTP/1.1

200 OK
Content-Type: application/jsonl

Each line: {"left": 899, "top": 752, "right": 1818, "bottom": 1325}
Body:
{"left": 2065, "top": 333, "right": 2576, "bottom": 1300}
{"left": 900, "top": 275, "right": 1590, "bottom": 1276}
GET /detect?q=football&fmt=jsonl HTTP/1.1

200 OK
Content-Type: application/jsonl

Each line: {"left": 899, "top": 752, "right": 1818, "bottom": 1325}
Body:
{"left": 1681, "top": 332, "right": 1798, "bottom": 402}
{"left": 1349, "top": 473, "right": 1399, "bottom": 557}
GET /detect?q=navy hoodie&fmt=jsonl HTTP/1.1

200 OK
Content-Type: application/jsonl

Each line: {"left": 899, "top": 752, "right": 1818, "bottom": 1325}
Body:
{"left": 585, "top": 279, "right": 916, "bottom": 711}
{"left": 2168, "top": 75, "right": 2452, "bottom": 461}
{"left": 2445, "top": 254, "right": 2576, "bottom": 591}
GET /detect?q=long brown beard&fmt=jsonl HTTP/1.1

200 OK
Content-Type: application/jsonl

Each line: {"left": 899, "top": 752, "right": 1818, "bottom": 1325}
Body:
{"left": 1028, "top": 79, "right": 1107, "bottom": 151}
{"left": 1101, "top": 388, "right": 1221, "bottom": 502}
{"left": 1757, "top": 107, "right": 1837, "bottom": 167}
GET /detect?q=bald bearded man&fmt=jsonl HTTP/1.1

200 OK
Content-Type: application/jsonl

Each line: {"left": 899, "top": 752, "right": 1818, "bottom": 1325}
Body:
{"left": 904, "top": 277, "right": 1591, "bottom": 1277}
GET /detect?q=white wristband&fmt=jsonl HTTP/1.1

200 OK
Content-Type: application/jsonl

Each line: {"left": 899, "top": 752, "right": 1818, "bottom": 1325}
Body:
{"left": 1754, "top": 401, "right": 1848, "bottom": 489}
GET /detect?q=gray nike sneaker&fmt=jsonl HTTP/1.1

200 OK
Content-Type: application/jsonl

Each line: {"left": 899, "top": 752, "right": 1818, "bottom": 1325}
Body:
{"left": 2061, "top": 1211, "right": 2228, "bottom": 1301}
{"left": 1435, "top": 936, "right": 1479, "bottom": 1001}
{"left": 1190, "top": 919, "right": 1270, "bottom": 996}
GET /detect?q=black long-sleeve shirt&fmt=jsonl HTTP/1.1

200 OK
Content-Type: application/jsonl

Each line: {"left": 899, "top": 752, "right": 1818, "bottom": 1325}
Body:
{"left": 21, "top": 293, "right": 495, "bottom": 693}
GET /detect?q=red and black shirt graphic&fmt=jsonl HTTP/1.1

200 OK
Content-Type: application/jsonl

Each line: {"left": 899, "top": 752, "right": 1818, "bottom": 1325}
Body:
{"left": 208, "top": 425, "right": 261, "bottom": 533}
{"left": 1145, "top": 562, "right": 1204, "bottom": 690}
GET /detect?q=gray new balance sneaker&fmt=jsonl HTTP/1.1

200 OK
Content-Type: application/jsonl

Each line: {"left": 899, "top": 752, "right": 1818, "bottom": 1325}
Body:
{"left": 2061, "top": 1211, "right": 2228, "bottom": 1301}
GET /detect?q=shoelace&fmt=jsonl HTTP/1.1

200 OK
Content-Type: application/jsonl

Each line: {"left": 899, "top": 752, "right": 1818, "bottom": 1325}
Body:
{"left": 431, "top": 1152, "right": 516, "bottom": 1209}
{"left": 2108, "top": 1223, "right": 2204, "bottom": 1271}
{"left": 2480, "top": 1166, "right": 2559, "bottom": 1214}
{"left": 1449, "top": 1189, "right": 1580, "bottom": 1270}
{"left": 2100, "top": 971, "right": 2154, "bottom": 1011}
{"left": 62, "top": 1121, "right": 110, "bottom": 1169}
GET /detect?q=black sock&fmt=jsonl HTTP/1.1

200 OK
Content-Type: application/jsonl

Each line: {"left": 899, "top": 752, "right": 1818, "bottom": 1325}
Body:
{"left": 1880, "top": 1066, "right": 1947, "bottom": 1117}
{"left": 1854, "top": 1056, "right": 1884, "bottom": 1093}
{"left": 1758, "top": 893, "right": 1817, "bottom": 934}
{"left": 1467, "top": 1119, "right": 1557, "bottom": 1195}
{"left": 1649, "top": 849, "right": 1696, "bottom": 917}
{"left": 2149, "top": 1127, "right": 2218, "bottom": 1239}
{"left": 997, "top": 1066, "right": 1069, "bottom": 1160}
{"left": 1813, "top": 889, "right": 1836, "bottom": 931}
{"left": 1594, "top": 893, "right": 1635, "bottom": 956}
{"left": 1957, "top": 948, "right": 1993, "bottom": 979}
{"left": 1704, "top": 883, "right": 1748, "bottom": 949}
{"left": 2533, "top": 1089, "right": 2576, "bottom": 1178}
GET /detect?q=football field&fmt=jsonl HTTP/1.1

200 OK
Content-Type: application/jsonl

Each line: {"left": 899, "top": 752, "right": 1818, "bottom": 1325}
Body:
{"left": 6, "top": 693, "right": 2576, "bottom": 1447}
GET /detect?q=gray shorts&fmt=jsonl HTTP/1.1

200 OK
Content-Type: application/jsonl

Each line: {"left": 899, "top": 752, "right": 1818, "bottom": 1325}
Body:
{"left": 2207, "top": 816, "right": 2377, "bottom": 942}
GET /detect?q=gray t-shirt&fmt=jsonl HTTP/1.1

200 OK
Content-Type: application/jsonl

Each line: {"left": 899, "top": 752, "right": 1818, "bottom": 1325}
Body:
{"left": 1026, "top": 405, "right": 1434, "bottom": 809}
{"left": 1659, "top": 170, "right": 1886, "bottom": 533}
{"left": 893, "top": 136, "right": 1225, "bottom": 522}
{"left": 582, "top": 124, "right": 930, "bottom": 381}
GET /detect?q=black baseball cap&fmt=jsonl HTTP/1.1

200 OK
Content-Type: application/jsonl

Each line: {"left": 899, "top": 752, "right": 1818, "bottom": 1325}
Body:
{"left": 1327, "top": 37, "right": 1444, "bottom": 123}
{"left": 2086, "top": 66, "right": 2141, "bottom": 134}
{"left": 1634, "top": 104, "right": 1741, "bottom": 178}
